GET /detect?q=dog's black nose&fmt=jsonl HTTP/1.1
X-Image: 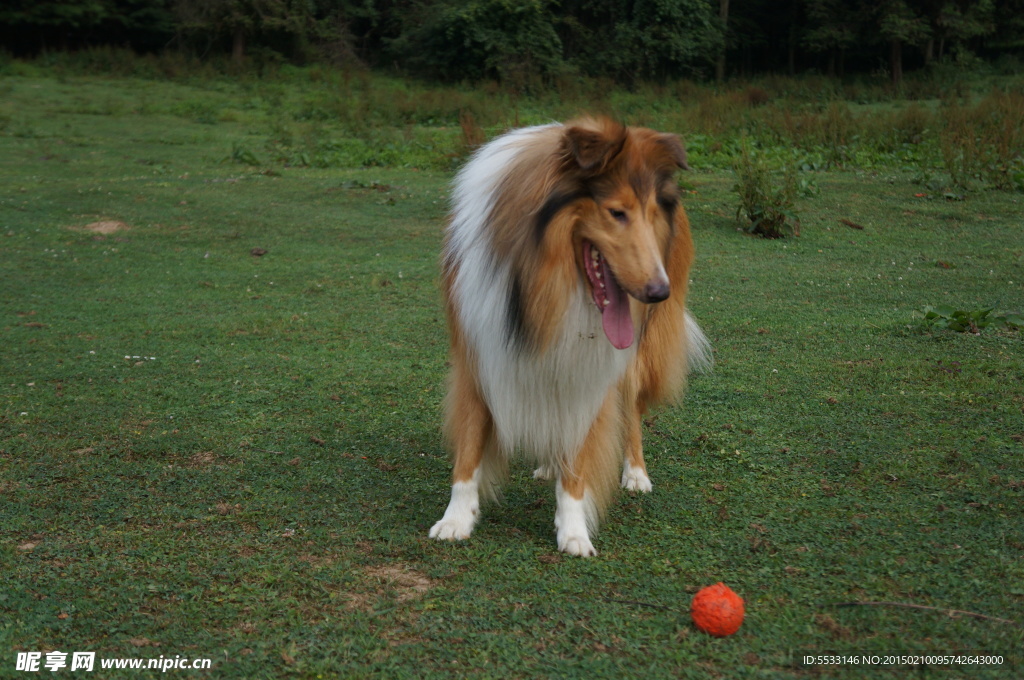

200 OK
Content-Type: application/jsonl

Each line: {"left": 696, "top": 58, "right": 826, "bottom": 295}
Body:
{"left": 643, "top": 280, "right": 670, "bottom": 303}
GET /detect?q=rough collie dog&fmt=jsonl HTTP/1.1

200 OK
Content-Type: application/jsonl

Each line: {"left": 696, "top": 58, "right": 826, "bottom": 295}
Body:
{"left": 430, "top": 117, "right": 711, "bottom": 556}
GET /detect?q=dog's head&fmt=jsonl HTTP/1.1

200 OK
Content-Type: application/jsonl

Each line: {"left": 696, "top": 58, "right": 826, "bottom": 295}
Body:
{"left": 555, "top": 118, "right": 690, "bottom": 348}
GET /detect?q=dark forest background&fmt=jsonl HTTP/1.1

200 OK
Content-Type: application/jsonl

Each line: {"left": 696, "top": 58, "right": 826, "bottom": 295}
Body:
{"left": 1, "top": 0, "right": 1022, "bottom": 86}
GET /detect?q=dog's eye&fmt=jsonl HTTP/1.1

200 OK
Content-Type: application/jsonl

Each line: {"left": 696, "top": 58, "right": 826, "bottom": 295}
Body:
{"left": 608, "top": 209, "right": 627, "bottom": 223}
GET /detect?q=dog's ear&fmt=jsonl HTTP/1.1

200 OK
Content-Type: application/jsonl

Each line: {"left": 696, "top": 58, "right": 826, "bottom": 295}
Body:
{"left": 658, "top": 133, "right": 691, "bottom": 171}
{"left": 564, "top": 121, "right": 626, "bottom": 172}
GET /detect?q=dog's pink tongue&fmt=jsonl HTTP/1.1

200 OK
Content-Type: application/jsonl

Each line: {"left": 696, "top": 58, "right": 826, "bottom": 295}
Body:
{"left": 601, "top": 259, "right": 633, "bottom": 350}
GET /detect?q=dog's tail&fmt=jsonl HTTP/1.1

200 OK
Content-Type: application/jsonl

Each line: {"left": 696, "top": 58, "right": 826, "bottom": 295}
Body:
{"left": 684, "top": 311, "right": 714, "bottom": 375}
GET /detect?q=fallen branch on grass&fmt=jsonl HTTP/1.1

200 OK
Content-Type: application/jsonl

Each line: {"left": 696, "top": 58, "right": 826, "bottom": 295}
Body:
{"left": 824, "top": 601, "right": 1019, "bottom": 626}
{"left": 603, "top": 598, "right": 672, "bottom": 611}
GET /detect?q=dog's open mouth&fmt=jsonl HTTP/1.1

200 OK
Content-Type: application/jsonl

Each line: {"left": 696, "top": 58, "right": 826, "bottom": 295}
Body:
{"left": 583, "top": 240, "right": 633, "bottom": 350}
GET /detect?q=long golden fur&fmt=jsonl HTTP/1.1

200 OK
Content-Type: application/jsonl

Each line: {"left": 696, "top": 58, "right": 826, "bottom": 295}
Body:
{"left": 430, "top": 117, "right": 710, "bottom": 556}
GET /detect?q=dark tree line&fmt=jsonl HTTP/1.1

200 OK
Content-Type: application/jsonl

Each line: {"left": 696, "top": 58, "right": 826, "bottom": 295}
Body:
{"left": 1, "top": 0, "right": 1021, "bottom": 83}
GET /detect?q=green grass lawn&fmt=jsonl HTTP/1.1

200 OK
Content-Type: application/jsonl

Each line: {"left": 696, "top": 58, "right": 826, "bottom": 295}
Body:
{"left": 1, "top": 71, "right": 1022, "bottom": 678}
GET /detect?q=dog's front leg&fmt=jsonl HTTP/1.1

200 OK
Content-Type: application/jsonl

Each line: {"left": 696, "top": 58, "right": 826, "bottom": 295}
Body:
{"left": 554, "top": 477, "right": 598, "bottom": 557}
{"left": 430, "top": 467, "right": 482, "bottom": 541}
{"left": 554, "top": 391, "right": 620, "bottom": 557}
{"left": 430, "top": 349, "right": 493, "bottom": 541}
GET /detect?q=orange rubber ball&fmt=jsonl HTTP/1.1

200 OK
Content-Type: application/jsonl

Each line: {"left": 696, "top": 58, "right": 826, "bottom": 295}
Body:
{"left": 690, "top": 582, "right": 745, "bottom": 637}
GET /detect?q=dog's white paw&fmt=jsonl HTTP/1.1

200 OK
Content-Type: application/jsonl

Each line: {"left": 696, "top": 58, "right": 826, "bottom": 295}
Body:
{"left": 532, "top": 465, "right": 555, "bottom": 481}
{"left": 557, "top": 533, "right": 597, "bottom": 557}
{"left": 621, "top": 462, "right": 653, "bottom": 493}
{"left": 554, "top": 480, "right": 597, "bottom": 557}
{"left": 429, "top": 475, "right": 480, "bottom": 541}
{"left": 429, "top": 515, "right": 475, "bottom": 541}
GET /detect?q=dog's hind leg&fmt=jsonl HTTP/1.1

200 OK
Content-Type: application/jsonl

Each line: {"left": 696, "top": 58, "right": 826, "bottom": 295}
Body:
{"left": 532, "top": 464, "right": 555, "bottom": 481}
{"left": 620, "top": 397, "right": 653, "bottom": 492}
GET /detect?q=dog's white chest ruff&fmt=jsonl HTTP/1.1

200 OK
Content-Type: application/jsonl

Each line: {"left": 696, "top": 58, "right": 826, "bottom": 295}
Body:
{"left": 465, "top": 283, "right": 633, "bottom": 462}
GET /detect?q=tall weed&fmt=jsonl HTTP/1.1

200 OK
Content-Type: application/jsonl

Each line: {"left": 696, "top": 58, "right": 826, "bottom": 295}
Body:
{"left": 733, "top": 141, "right": 801, "bottom": 239}
{"left": 940, "top": 88, "right": 1024, "bottom": 190}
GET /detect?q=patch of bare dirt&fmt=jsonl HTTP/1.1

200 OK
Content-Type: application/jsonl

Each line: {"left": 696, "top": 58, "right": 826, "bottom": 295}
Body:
{"left": 365, "top": 565, "right": 433, "bottom": 602}
{"left": 79, "top": 220, "right": 130, "bottom": 234}
{"left": 187, "top": 451, "right": 217, "bottom": 467}
{"left": 345, "top": 564, "right": 434, "bottom": 612}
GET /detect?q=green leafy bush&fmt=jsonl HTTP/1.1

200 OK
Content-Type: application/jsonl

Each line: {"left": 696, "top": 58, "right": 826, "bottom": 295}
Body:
{"left": 732, "top": 141, "right": 801, "bottom": 239}
{"left": 915, "top": 305, "right": 1024, "bottom": 334}
{"left": 228, "top": 144, "right": 261, "bottom": 166}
